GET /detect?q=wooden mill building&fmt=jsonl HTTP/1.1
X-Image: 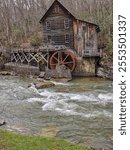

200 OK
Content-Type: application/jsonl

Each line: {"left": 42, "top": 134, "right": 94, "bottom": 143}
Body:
{"left": 7, "top": 0, "right": 101, "bottom": 77}
{"left": 39, "top": 0, "right": 101, "bottom": 76}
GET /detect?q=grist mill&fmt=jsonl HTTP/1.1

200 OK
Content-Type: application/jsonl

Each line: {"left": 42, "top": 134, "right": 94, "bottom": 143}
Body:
{"left": 4, "top": 0, "right": 102, "bottom": 78}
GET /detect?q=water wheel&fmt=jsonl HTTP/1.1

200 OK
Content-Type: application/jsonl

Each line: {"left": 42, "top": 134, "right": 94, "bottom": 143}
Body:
{"left": 50, "top": 50, "right": 76, "bottom": 72}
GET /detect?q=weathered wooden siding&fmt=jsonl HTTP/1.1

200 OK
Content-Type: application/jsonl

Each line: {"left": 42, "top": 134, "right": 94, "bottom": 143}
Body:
{"left": 72, "top": 20, "right": 99, "bottom": 76}
{"left": 73, "top": 20, "right": 83, "bottom": 56}
{"left": 73, "top": 20, "right": 99, "bottom": 57}
{"left": 41, "top": 2, "right": 74, "bottom": 49}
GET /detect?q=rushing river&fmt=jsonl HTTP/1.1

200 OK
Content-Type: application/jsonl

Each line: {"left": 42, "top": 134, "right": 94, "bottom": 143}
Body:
{"left": 0, "top": 75, "right": 113, "bottom": 150}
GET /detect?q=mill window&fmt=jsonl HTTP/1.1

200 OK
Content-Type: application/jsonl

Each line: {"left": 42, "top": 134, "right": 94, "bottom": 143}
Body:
{"left": 65, "top": 34, "right": 70, "bottom": 43}
{"left": 83, "top": 26, "right": 87, "bottom": 32}
{"left": 64, "top": 19, "right": 70, "bottom": 29}
{"left": 48, "top": 35, "right": 51, "bottom": 43}
{"left": 46, "top": 21, "right": 51, "bottom": 30}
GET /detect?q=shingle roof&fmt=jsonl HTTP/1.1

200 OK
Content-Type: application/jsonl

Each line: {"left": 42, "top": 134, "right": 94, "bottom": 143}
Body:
{"left": 39, "top": 0, "right": 100, "bottom": 31}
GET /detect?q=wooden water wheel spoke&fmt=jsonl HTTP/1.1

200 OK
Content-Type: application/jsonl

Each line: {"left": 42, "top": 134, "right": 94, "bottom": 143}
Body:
{"left": 50, "top": 64, "right": 57, "bottom": 66}
{"left": 62, "top": 54, "right": 69, "bottom": 63}
{"left": 50, "top": 50, "right": 76, "bottom": 72}
{"left": 53, "top": 56, "right": 59, "bottom": 62}
{"left": 63, "top": 61, "right": 74, "bottom": 64}
{"left": 58, "top": 51, "right": 62, "bottom": 62}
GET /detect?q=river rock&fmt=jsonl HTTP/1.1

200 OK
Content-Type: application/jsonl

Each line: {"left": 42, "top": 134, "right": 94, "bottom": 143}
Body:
{"left": 44, "top": 65, "right": 72, "bottom": 80}
{"left": 0, "top": 120, "right": 6, "bottom": 126}
{"left": 35, "top": 81, "right": 55, "bottom": 89}
{"left": 39, "top": 127, "right": 60, "bottom": 137}
{"left": 39, "top": 71, "right": 45, "bottom": 78}
{"left": 0, "top": 71, "right": 16, "bottom": 76}
{"left": 4, "top": 63, "right": 40, "bottom": 76}
{"left": 97, "top": 65, "right": 113, "bottom": 79}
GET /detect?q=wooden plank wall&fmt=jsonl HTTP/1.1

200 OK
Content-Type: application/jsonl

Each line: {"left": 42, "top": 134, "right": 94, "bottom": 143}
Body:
{"left": 73, "top": 20, "right": 99, "bottom": 57}
{"left": 42, "top": 4, "right": 74, "bottom": 49}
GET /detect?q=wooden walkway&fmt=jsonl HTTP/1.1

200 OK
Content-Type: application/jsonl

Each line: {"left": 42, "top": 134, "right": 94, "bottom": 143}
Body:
{"left": 10, "top": 45, "right": 67, "bottom": 68}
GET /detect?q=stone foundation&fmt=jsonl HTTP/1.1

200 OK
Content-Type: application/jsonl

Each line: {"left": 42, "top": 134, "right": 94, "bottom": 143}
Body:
{"left": 4, "top": 63, "right": 40, "bottom": 76}
{"left": 73, "top": 57, "right": 96, "bottom": 76}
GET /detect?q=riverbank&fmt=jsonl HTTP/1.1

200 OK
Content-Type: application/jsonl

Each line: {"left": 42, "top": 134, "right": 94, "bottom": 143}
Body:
{"left": 0, "top": 129, "right": 90, "bottom": 150}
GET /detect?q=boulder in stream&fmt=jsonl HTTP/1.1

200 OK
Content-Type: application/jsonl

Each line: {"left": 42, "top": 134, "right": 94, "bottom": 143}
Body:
{"left": 39, "top": 72, "right": 45, "bottom": 78}
{"left": 0, "top": 120, "right": 6, "bottom": 126}
{"left": 0, "top": 71, "right": 16, "bottom": 76}
{"left": 35, "top": 81, "right": 55, "bottom": 89}
{"left": 44, "top": 65, "right": 72, "bottom": 80}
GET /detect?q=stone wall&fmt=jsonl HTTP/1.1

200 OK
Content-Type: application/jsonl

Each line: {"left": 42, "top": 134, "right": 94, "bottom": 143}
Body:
{"left": 72, "top": 57, "right": 96, "bottom": 76}
{"left": 4, "top": 63, "right": 40, "bottom": 76}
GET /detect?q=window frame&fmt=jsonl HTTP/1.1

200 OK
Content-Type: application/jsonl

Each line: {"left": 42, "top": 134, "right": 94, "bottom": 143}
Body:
{"left": 64, "top": 19, "right": 70, "bottom": 29}
{"left": 83, "top": 26, "right": 87, "bottom": 32}
{"left": 65, "top": 34, "right": 70, "bottom": 44}
{"left": 47, "top": 35, "right": 52, "bottom": 43}
{"left": 46, "top": 21, "right": 51, "bottom": 31}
